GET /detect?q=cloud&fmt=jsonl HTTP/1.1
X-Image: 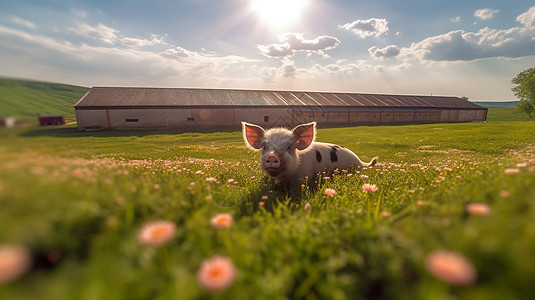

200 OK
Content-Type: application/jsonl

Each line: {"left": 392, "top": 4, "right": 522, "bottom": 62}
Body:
{"left": 338, "top": 18, "right": 389, "bottom": 38}
{"left": 400, "top": 6, "right": 535, "bottom": 62}
{"left": 0, "top": 25, "right": 259, "bottom": 86}
{"left": 68, "top": 23, "right": 118, "bottom": 44}
{"left": 451, "top": 16, "right": 461, "bottom": 23}
{"left": 474, "top": 8, "right": 500, "bottom": 20}
{"left": 517, "top": 5, "right": 535, "bottom": 26}
{"left": 121, "top": 34, "right": 168, "bottom": 48}
{"left": 258, "top": 32, "right": 341, "bottom": 58}
{"left": 369, "top": 45, "right": 400, "bottom": 59}
{"left": 9, "top": 16, "right": 36, "bottom": 29}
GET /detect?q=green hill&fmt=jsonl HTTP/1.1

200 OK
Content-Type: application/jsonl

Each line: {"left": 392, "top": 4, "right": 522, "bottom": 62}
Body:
{"left": 0, "top": 78, "right": 89, "bottom": 123}
{"left": 472, "top": 101, "right": 519, "bottom": 108}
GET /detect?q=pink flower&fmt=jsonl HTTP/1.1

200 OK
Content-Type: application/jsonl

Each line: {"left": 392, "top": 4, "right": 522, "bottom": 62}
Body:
{"left": 138, "top": 220, "right": 176, "bottom": 246}
{"left": 304, "top": 202, "right": 311, "bottom": 211}
{"left": 359, "top": 175, "right": 369, "bottom": 179}
{"left": 261, "top": 195, "right": 268, "bottom": 201}
{"left": 205, "top": 177, "right": 220, "bottom": 183}
{"left": 504, "top": 168, "right": 520, "bottom": 175}
{"left": 210, "top": 213, "right": 232, "bottom": 229}
{"left": 324, "top": 188, "right": 337, "bottom": 197}
{"left": 362, "top": 184, "right": 378, "bottom": 192}
{"left": 425, "top": 250, "right": 477, "bottom": 286}
{"left": 0, "top": 244, "right": 31, "bottom": 284}
{"left": 516, "top": 162, "right": 527, "bottom": 168}
{"left": 466, "top": 203, "right": 491, "bottom": 216}
{"left": 197, "top": 256, "right": 236, "bottom": 292}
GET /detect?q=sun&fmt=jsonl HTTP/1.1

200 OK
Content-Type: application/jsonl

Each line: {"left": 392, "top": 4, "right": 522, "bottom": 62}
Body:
{"left": 250, "top": 0, "right": 309, "bottom": 28}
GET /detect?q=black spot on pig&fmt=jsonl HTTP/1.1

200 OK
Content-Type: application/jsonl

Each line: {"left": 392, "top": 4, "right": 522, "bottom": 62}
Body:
{"left": 316, "top": 150, "right": 322, "bottom": 162}
{"left": 330, "top": 150, "right": 338, "bottom": 162}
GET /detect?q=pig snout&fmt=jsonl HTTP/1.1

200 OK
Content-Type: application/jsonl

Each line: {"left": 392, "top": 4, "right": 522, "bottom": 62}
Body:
{"left": 264, "top": 154, "right": 281, "bottom": 169}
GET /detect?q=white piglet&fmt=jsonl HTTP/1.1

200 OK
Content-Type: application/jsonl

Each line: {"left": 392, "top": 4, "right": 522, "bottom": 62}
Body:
{"left": 242, "top": 121, "right": 377, "bottom": 184}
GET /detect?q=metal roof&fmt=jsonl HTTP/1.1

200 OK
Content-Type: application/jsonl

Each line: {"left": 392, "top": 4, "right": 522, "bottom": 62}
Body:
{"left": 74, "top": 87, "right": 486, "bottom": 110}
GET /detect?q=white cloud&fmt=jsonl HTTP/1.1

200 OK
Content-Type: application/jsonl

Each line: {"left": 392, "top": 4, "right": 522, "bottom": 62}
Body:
{"left": 0, "top": 25, "right": 259, "bottom": 87}
{"left": 516, "top": 5, "right": 535, "bottom": 26}
{"left": 400, "top": 7, "right": 535, "bottom": 62}
{"left": 338, "top": 18, "right": 389, "bottom": 39}
{"left": 9, "top": 16, "right": 36, "bottom": 29}
{"left": 474, "top": 8, "right": 500, "bottom": 20}
{"left": 451, "top": 16, "right": 461, "bottom": 23}
{"left": 121, "top": 34, "right": 168, "bottom": 48}
{"left": 258, "top": 32, "right": 341, "bottom": 58}
{"left": 68, "top": 23, "right": 118, "bottom": 44}
{"left": 369, "top": 45, "right": 400, "bottom": 59}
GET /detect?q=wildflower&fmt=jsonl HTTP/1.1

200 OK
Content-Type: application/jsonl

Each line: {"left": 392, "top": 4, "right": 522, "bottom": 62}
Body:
{"left": 138, "top": 220, "right": 176, "bottom": 246}
{"left": 504, "top": 168, "right": 520, "bottom": 175}
{"left": 362, "top": 184, "right": 378, "bottom": 192}
{"left": 466, "top": 203, "right": 491, "bottom": 216}
{"left": 261, "top": 195, "right": 268, "bottom": 201}
{"left": 198, "top": 256, "right": 236, "bottom": 292}
{"left": 205, "top": 177, "right": 220, "bottom": 184}
{"left": 0, "top": 244, "right": 31, "bottom": 284}
{"left": 210, "top": 213, "right": 232, "bottom": 229}
{"left": 258, "top": 201, "right": 264, "bottom": 206}
{"left": 359, "top": 175, "right": 369, "bottom": 179}
{"left": 516, "top": 162, "right": 527, "bottom": 168}
{"left": 324, "top": 188, "right": 337, "bottom": 197}
{"left": 425, "top": 250, "right": 477, "bottom": 286}
{"left": 380, "top": 211, "right": 391, "bottom": 217}
{"left": 499, "top": 190, "right": 511, "bottom": 198}
{"left": 304, "top": 202, "right": 311, "bottom": 211}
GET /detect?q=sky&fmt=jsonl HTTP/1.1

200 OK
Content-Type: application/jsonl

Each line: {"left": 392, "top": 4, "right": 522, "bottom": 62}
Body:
{"left": 1, "top": 0, "right": 535, "bottom": 100}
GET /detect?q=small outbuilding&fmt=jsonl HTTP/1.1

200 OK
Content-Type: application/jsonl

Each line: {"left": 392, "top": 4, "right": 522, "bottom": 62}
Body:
{"left": 74, "top": 87, "right": 487, "bottom": 130}
{"left": 39, "top": 115, "right": 65, "bottom": 126}
{"left": 0, "top": 117, "right": 17, "bottom": 128}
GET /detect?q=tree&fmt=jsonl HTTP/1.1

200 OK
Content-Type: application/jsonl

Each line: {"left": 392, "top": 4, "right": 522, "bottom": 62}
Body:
{"left": 512, "top": 67, "right": 535, "bottom": 119}
{"left": 460, "top": 96, "right": 469, "bottom": 101}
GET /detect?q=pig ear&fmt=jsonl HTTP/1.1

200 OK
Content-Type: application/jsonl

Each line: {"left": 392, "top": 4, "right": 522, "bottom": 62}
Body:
{"left": 292, "top": 122, "right": 316, "bottom": 150}
{"left": 242, "top": 122, "right": 265, "bottom": 150}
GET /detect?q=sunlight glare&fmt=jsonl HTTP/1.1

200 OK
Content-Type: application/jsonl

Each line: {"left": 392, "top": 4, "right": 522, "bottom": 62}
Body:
{"left": 251, "top": 0, "right": 309, "bottom": 28}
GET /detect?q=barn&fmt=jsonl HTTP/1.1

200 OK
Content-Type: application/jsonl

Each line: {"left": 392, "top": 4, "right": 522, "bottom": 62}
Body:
{"left": 39, "top": 115, "right": 65, "bottom": 126}
{"left": 74, "top": 87, "right": 487, "bottom": 130}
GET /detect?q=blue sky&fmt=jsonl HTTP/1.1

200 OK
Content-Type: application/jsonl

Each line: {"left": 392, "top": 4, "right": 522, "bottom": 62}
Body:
{"left": 1, "top": 0, "right": 535, "bottom": 100}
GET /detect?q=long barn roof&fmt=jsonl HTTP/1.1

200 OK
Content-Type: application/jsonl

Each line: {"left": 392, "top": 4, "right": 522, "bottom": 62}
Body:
{"left": 74, "top": 87, "right": 485, "bottom": 110}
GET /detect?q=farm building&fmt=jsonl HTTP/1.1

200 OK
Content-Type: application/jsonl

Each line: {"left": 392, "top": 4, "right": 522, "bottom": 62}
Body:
{"left": 74, "top": 87, "right": 487, "bottom": 130}
{"left": 39, "top": 115, "right": 65, "bottom": 126}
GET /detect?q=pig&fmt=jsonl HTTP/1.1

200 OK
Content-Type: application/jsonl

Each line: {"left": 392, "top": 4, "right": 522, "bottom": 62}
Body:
{"left": 242, "top": 121, "right": 377, "bottom": 184}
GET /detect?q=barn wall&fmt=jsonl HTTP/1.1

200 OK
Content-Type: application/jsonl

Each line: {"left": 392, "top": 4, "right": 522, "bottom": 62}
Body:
{"left": 76, "top": 107, "right": 487, "bottom": 130}
{"left": 77, "top": 107, "right": 296, "bottom": 130}
{"left": 440, "top": 109, "right": 486, "bottom": 122}
{"left": 76, "top": 110, "right": 110, "bottom": 129}
{"left": 349, "top": 112, "right": 382, "bottom": 124}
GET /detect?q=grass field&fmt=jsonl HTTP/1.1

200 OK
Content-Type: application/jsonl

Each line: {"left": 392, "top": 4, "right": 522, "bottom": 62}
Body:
{"left": 1, "top": 120, "right": 535, "bottom": 299}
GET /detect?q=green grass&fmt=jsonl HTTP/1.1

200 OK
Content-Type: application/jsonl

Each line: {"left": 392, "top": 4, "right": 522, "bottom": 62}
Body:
{"left": 1, "top": 121, "right": 535, "bottom": 299}
{"left": 0, "top": 78, "right": 89, "bottom": 123}
{"left": 486, "top": 107, "right": 530, "bottom": 122}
